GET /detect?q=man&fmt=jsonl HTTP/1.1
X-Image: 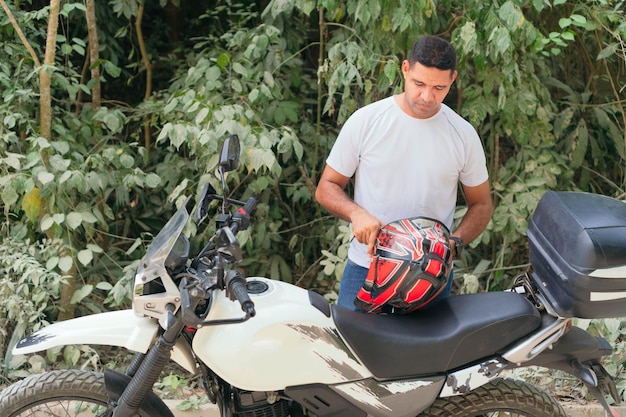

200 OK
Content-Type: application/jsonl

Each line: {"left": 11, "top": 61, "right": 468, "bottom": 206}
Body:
{"left": 315, "top": 35, "right": 493, "bottom": 311}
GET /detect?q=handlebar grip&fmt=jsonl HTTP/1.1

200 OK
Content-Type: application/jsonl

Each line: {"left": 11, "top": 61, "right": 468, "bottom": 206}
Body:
{"left": 230, "top": 195, "right": 258, "bottom": 234}
{"left": 225, "top": 271, "right": 256, "bottom": 318}
{"left": 241, "top": 195, "right": 258, "bottom": 214}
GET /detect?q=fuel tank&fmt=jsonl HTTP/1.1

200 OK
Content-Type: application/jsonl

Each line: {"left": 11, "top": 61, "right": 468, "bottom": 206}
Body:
{"left": 192, "top": 278, "right": 372, "bottom": 391}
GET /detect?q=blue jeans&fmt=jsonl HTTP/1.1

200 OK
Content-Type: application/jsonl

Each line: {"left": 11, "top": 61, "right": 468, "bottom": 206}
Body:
{"left": 336, "top": 260, "right": 454, "bottom": 311}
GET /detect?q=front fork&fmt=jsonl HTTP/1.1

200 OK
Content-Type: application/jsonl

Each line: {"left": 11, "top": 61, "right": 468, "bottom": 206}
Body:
{"left": 105, "top": 311, "right": 185, "bottom": 417}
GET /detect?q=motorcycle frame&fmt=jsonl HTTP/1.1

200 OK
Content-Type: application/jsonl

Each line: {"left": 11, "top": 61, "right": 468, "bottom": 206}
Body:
{"left": 10, "top": 294, "right": 616, "bottom": 417}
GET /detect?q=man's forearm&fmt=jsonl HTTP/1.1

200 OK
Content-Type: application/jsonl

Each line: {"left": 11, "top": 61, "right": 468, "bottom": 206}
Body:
{"left": 453, "top": 202, "right": 493, "bottom": 244}
{"left": 316, "top": 181, "right": 358, "bottom": 222}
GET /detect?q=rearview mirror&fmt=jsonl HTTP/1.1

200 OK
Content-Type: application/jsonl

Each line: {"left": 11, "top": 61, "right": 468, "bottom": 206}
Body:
{"left": 219, "top": 134, "right": 240, "bottom": 174}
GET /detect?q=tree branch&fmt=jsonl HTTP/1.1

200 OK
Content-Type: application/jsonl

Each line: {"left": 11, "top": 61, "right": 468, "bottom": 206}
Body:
{"left": 0, "top": 0, "right": 41, "bottom": 67}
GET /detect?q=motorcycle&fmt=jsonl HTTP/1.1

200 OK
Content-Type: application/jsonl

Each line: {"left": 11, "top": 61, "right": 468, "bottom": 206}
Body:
{"left": 1, "top": 133, "right": 625, "bottom": 417}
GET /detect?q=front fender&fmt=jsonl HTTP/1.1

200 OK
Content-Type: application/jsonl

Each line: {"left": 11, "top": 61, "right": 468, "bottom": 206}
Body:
{"left": 12, "top": 310, "right": 199, "bottom": 374}
{"left": 13, "top": 310, "right": 159, "bottom": 356}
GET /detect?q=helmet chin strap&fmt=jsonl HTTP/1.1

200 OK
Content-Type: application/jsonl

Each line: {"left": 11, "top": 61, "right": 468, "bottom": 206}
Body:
{"left": 362, "top": 255, "right": 379, "bottom": 292}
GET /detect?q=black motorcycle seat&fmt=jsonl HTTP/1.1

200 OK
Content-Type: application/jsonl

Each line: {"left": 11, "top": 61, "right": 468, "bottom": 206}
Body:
{"left": 332, "top": 291, "right": 541, "bottom": 379}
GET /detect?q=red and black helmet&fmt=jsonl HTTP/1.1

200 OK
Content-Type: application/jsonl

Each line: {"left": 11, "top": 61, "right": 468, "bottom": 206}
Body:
{"left": 354, "top": 217, "right": 452, "bottom": 314}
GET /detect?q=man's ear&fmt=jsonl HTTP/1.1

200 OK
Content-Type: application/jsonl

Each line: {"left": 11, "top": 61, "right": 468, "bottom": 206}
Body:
{"left": 401, "top": 60, "right": 410, "bottom": 77}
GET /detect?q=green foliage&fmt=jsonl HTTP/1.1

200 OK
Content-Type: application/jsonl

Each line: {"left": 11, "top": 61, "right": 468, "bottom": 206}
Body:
{"left": 151, "top": 6, "right": 329, "bottom": 289}
{"left": 0, "top": 236, "right": 136, "bottom": 377}
{"left": 578, "top": 318, "right": 626, "bottom": 403}
{"left": 156, "top": 374, "right": 208, "bottom": 411}
{"left": 7, "top": 344, "right": 100, "bottom": 380}
{"left": 318, "top": 222, "right": 352, "bottom": 299}
{"left": 0, "top": 238, "right": 65, "bottom": 332}
{"left": 0, "top": 1, "right": 166, "bottom": 357}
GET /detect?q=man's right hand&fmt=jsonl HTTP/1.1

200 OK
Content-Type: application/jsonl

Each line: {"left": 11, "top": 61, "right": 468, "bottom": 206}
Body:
{"left": 350, "top": 207, "right": 382, "bottom": 257}
{"left": 315, "top": 165, "right": 382, "bottom": 256}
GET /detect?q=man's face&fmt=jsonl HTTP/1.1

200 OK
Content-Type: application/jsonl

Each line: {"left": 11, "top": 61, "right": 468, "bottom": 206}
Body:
{"left": 401, "top": 60, "right": 457, "bottom": 119}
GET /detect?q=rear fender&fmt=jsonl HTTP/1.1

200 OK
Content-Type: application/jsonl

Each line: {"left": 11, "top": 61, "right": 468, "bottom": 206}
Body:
{"left": 513, "top": 326, "right": 619, "bottom": 416}
{"left": 517, "top": 326, "right": 612, "bottom": 370}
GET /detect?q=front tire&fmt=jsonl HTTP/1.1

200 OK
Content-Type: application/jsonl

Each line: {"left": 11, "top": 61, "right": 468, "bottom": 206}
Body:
{"left": 0, "top": 369, "right": 154, "bottom": 416}
{"left": 418, "top": 378, "right": 567, "bottom": 417}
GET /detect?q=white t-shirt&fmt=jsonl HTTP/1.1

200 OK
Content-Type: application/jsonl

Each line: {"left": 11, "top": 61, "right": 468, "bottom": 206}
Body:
{"left": 326, "top": 96, "right": 488, "bottom": 267}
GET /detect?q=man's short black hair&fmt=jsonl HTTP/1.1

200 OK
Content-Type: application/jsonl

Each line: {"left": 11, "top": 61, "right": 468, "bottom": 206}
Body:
{"left": 408, "top": 35, "right": 457, "bottom": 71}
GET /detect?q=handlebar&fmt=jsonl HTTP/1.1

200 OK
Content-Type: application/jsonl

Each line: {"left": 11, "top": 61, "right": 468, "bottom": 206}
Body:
{"left": 225, "top": 270, "right": 256, "bottom": 318}
{"left": 184, "top": 193, "right": 258, "bottom": 326}
{"left": 192, "top": 194, "right": 257, "bottom": 268}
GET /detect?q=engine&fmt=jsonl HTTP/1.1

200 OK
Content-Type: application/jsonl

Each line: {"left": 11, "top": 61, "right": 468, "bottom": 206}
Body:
{"left": 234, "top": 390, "right": 292, "bottom": 417}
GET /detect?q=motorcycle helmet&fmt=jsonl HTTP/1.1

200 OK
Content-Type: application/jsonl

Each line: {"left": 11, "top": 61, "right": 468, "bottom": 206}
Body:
{"left": 354, "top": 217, "right": 452, "bottom": 314}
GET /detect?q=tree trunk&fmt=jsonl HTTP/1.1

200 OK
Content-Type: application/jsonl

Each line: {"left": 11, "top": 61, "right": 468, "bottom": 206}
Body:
{"left": 85, "top": 0, "right": 101, "bottom": 109}
{"left": 135, "top": 0, "right": 153, "bottom": 163}
{"left": 41, "top": 0, "right": 77, "bottom": 321}
{"left": 40, "top": 0, "right": 60, "bottom": 142}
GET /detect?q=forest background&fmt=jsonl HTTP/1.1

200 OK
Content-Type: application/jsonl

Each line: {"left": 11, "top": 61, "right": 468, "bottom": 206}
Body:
{"left": 0, "top": 0, "right": 625, "bottom": 400}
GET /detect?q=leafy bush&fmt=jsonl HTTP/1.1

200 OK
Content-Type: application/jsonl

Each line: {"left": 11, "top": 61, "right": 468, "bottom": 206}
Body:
{"left": 0, "top": 238, "right": 65, "bottom": 367}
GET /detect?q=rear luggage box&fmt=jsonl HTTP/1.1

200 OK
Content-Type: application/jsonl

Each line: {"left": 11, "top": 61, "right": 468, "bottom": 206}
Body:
{"left": 527, "top": 191, "right": 626, "bottom": 318}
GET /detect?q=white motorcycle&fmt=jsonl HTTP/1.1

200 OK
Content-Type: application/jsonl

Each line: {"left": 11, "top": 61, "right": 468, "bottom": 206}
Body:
{"left": 1, "top": 134, "right": 625, "bottom": 417}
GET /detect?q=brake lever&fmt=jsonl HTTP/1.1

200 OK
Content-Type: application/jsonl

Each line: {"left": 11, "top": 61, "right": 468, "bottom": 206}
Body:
{"left": 179, "top": 277, "right": 207, "bottom": 328}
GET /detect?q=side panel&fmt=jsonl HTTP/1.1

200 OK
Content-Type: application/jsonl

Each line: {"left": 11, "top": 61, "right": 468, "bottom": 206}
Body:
{"left": 13, "top": 310, "right": 158, "bottom": 355}
{"left": 330, "top": 376, "right": 445, "bottom": 417}
{"left": 192, "top": 278, "right": 372, "bottom": 391}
